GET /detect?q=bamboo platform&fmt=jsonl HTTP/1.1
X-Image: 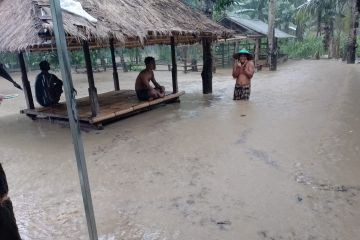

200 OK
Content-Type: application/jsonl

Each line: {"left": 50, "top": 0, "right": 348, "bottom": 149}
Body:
{"left": 21, "top": 90, "right": 185, "bottom": 125}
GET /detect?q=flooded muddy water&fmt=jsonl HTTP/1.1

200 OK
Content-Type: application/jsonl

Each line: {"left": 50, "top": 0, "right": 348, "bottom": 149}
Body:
{"left": 1, "top": 60, "right": 360, "bottom": 239}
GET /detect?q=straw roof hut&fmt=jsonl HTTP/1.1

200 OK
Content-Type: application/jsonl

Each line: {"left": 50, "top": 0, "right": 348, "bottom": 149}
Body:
{"left": 0, "top": 0, "right": 233, "bottom": 127}
{"left": 0, "top": 0, "right": 232, "bottom": 52}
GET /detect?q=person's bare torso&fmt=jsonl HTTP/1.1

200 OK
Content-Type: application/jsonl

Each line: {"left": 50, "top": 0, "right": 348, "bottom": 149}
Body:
{"left": 235, "top": 61, "right": 254, "bottom": 86}
{"left": 135, "top": 70, "right": 153, "bottom": 90}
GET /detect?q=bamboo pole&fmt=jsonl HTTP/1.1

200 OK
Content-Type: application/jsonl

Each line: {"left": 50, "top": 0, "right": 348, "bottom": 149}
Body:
{"left": 49, "top": 1, "right": 98, "bottom": 239}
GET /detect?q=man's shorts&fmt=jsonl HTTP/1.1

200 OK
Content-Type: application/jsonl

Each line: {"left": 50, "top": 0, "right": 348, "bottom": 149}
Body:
{"left": 233, "top": 84, "right": 251, "bottom": 100}
{"left": 136, "top": 89, "right": 150, "bottom": 101}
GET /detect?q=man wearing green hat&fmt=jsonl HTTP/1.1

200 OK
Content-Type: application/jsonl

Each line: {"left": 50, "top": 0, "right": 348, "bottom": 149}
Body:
{"left": 232, "top": 49, "right": 255, "bottom": 100}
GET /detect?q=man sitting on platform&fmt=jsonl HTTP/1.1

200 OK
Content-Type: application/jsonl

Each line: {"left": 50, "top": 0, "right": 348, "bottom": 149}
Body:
{"left": 135, "top": 57, "right": 165, "bottom": 101}
{"left": 35, "top": 60, "right": 63, "bottom": 107}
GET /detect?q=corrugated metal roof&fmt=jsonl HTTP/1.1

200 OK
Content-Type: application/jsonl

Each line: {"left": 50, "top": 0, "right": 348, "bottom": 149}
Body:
{"left": 221, "top": 16, "right": 295, "bottom": 39}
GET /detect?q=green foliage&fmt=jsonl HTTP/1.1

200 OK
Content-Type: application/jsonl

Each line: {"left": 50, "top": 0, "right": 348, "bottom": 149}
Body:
{"left": 0, "top": 53, "right": 18, "bottom": 68}
{"left": 279, "top": 35, "right": 325, "bottom": 59}
{"left": 157, "top": 46, "right": 171, "bottom": 62}
{"left": 69, "top": 50, "right": 84, "bottom": 66}
{"left": 26, "top": 51, "right": 59, "bottom": 70}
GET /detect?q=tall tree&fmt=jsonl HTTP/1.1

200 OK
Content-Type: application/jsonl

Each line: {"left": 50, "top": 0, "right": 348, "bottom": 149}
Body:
{"left": 268, "top": 0, "right": 277, "bottom": 71}
{"left": 183, "top": 0, "right": 235, "bottom": 19}
{"left": 347, "top": 0, "right": 359, "bottom": 63}
{"left": 297, "top": 0, "right": 347, "bottom": 58}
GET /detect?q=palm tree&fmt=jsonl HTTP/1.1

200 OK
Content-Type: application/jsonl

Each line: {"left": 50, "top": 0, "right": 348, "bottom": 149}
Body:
{"left": 268, "top": 0, "right": 277, "bottom": 71}
{"left": 297, "top": 0, "right": 348, "bottom": 58}
{"left": 347, "top": 0, "right": 359, "bottom": 63}
{"left": 232, "top": 0, "right": 268, "bottom": 21}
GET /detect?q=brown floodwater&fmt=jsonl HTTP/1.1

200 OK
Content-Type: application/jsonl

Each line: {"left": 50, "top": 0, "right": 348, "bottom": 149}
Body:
{"left": 0, "top": 60, "right": 360, "bottom": 240}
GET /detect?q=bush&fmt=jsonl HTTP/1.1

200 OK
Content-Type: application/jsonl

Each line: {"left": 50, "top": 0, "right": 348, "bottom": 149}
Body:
{"left": 279, "top": 35, "right": 325, "bottom": 59}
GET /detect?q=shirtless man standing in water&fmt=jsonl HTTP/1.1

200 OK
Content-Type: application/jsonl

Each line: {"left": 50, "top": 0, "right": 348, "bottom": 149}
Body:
{"left": 135, "top": 57, "right": 165, "bottom": 101}
{"left": 232, "top": 49, "right": 255, "bottom": 100}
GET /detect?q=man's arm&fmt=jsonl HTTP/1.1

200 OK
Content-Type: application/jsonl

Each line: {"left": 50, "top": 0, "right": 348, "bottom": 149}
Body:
{"left": 150, "top": 71, "right": 162, "bottom": 89}
{"left": 232, "top": 61, "right": 242, "bottom": 78}
{"left": 52, "top": 74, "right": 63, "bottom": 85}
{"left": 243, "top": 61, "right": 255, "bottom": 79}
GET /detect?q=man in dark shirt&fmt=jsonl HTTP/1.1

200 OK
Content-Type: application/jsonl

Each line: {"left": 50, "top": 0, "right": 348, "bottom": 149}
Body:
{"left": 35, "top": 61, "right": 63, "bottom": 107}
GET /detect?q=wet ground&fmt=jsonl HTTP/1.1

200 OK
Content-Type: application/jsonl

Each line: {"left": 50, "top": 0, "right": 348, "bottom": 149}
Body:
{"left": 1, "top": 60, "right": 360, "bottom": 240}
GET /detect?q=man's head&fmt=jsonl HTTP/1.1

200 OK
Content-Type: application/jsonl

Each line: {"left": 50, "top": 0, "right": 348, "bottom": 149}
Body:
{"left": 239, "top": 54, "right": 248, "bottom": 63}
{"left": 39, "top": 60, "right": 50, "bottom": 72}
{"left": 144, "top": 57, "right": 156, "bottom": 70}
{"left": 234, "top": 49, "right": 253, "bottom": 63}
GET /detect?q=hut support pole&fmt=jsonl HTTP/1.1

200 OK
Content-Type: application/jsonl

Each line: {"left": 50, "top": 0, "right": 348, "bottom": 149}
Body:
{"left": 255, "top": 38, "right": 261, "bottom": 67}
{"left": 18, "top": 52, "right": 34, "bottom": 110}
{"left": 201, "top": 37, "right": 213, "bottom": 94}
{"left": 170, "top": 37, "right": 178, "bottom": 93}
{"left": 221, "top": 43, "right": 225, "bottom": 68}
{"left": 82, "top": 40, "right": 100, "bottom": 117}
{"left": 110, "top": 39, "right": 120, "bottom": 91}
{"left": 49, "top": 1, "right": 98, "bottom": 240}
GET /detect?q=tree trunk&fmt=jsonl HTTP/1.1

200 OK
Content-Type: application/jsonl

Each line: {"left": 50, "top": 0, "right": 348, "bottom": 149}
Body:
{"left": 328, "top": 20, "right": 335, "bottom": 59}
{"left": 295, "top": 19, "right": 304, "bottom": 41}
{"left": 347, "top": 0, "right": 359, "bottom": 64}
{"left": 284, "top": 22, "right": 290, "bottom": 34}
{"left": 316, "top": 10, "right": 322, "bottom": 37}
{"left": 323, "top": 24, "right": 330, "bottom": 53}
{"left": 258, "top": 0, "right": 266, "bottom": 21}
{"left": 203, "top": 0, "right": 213, "bottom": 18}
{"left": 334, "top": 34, "right": 341, "bottom": 59}
{"left": 268, "top": 0, "right": 277, "bottom": 71}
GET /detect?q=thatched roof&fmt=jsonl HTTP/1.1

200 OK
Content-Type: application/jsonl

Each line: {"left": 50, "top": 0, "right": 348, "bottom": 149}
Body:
{"left": 0, "top": 0, "right": 233, "bottom": 52}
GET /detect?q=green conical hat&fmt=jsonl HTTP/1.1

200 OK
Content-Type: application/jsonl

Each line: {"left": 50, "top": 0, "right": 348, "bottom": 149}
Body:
{"left": 239, "top": 49, "right": 250, "bottom": 54}
{"left": 233, "top": 49, "right": 253, "bottom": 60}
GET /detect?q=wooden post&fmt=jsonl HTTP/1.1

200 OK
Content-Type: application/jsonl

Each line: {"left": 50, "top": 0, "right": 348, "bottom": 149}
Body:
{"left": 271, "top": 37, "right": 278, "bottom": 70}
{"left": 82, "top": 40, "right": 100, "bottom": 117}
{"left": 235, "top": 41, "right": 239, "bottom": 53}
{"left": 110, "top": 39, "right": 120, "bottom": 90}
{"left": 227, "top": 43, "right": 230, "bottom": 66}
{"left": 347, "top": 0, "right": 359, "bottom": 64}
{"left": 135, "top": 48, "right": 140, "bottom": 64}
{"left": 221, "top": 43, "right": 225, "bottom": 68}
{"left": 184, "top": 46, "right": 188, "bottom": 73}
{"left": 170, "top": 37, "right": 178, "bottom": 93}
{"left": 255, "top": 38, "right": 261, "bottom": 67}
{"left": 201, "top": 37, "right": 213, "bottom": 94}
{"left": 18, "top": 52, "right": 34, "bottom": 109}
{"left": 268, "top": 0, "right": 277, "bottom": 71}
